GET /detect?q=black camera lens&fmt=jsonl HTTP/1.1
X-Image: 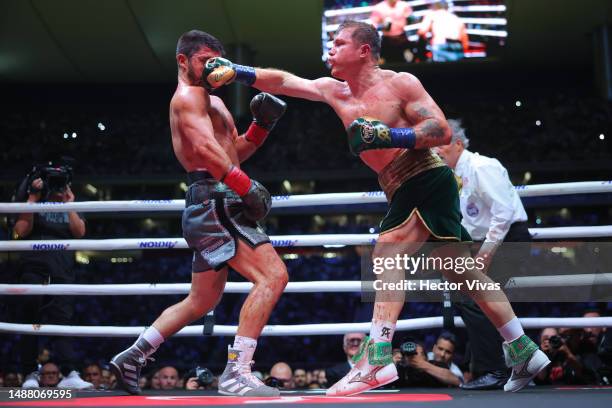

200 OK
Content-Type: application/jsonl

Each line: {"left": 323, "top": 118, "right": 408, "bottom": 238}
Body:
{"left": 264, "top": 376, "right": 285, "bottom": 388}
{"left": 400, "top": 341, "right": 417, "bottom": 356}
{"left": 195, "top": 367, "right": 214, "bottom": 387}
{"left": 45, "top": 169, "right": 70, "bottom": 194}
{"left": 549, "top": 335, "right": 563, "bottom": 349}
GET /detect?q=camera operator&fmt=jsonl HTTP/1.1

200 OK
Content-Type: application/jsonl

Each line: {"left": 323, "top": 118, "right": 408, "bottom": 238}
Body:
{"left": 12, "top": 165, "right": 90, "bottom": 389}
{"left": 395, "top": 335, "right": 462, "bottom": 387}
{"left": 536, "top": 327, "right": 597, "bottom": 385}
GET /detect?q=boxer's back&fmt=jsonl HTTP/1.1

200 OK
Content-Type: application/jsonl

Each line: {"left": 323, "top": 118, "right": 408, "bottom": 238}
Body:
{"left": 170, "top": 83, "right": 239, "bottom": 172}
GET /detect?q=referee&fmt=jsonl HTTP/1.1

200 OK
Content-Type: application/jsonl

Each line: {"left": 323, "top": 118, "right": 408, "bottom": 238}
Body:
{"left": 436, "top": 119, "right": 532, "bottom": 390}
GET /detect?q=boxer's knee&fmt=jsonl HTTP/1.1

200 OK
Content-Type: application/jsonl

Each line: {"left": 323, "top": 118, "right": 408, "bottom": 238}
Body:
{"left": 272, "top": 263, "right": 289, "bottom": 292}
{"left": 264, "top": 256, "right": 288, "bottom": 293}
{"left": 186, "top": 286, "right": 224, "bottom": 318}
{"left": 186, "top": 297, "right": 215, "bottom": 320}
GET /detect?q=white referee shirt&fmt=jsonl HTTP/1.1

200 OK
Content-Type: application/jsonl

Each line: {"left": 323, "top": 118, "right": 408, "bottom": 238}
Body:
{"left": 454, "top": 150, "right": 527, "bottom": 242}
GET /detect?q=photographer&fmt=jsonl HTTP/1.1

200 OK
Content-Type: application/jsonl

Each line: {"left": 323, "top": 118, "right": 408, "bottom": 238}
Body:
{"left": 536, "top": 327, "right": 597, "bottom": 385}
{"left": 12, "top": 165, "right": 90, "bottom": 389}
{"left": 395, "top": 334, "right": 462, "bottom": 387}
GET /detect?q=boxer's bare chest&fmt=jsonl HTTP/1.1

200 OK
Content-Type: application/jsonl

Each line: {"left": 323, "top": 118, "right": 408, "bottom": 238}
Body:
{"left": 331, "top": 84, "right": 409, "bottom": 130}
{"left": 329, "top": 80, "right": 413, "bottom": 172}
{"left": 209, "top": 97, "right": 236, "bottom": 149}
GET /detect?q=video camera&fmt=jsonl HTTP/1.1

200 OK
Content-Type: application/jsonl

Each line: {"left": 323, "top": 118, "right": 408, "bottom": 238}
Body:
{"left": 20, "top": 163, "right": 73, "bottom": 201}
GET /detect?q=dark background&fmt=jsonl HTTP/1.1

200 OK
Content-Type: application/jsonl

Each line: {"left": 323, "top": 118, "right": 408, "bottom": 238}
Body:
{"left": 0, "top": 0, "right": 611, "bottom": 376}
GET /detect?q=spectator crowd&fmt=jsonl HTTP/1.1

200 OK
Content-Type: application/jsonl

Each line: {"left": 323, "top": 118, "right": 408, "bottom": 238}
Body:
{"left": 1, "top": 90, "right": 610, "bottom": 182}
{"left": 1, "top": 306, "right": 609, "bottom": 389}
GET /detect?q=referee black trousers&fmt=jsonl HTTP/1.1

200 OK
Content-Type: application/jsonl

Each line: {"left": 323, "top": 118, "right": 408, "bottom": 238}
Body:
{"left": 456, "top": 222, "right": 532, "bottom": 374}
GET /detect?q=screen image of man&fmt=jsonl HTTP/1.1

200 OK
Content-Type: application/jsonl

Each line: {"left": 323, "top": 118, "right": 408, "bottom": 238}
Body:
{"left": 370, "top": 0, "right": 413, "bottom": 63}
{"left": 417, "top": 1, "right": 468, "bottom": 62}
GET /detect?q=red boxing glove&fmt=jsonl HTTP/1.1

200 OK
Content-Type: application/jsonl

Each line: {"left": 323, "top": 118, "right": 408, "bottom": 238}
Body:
{"left": 222, "top": 165, "right": 252, "bottom": 196}
{"left": 245, "top": 122, "right": 269, "bottom": 147}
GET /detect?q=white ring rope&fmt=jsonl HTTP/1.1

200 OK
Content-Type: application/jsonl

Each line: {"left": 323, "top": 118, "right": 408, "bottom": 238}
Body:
{"left": 1, "top": 181, "right": 610, "bottom": 213}
{"left": 0, "top": 226, "right": 610, "bottom": 252}
{"left": 1, "top": 317, "right": 610, "bottom": 337}
{"left": 2, "top": 180, "right": 610, "bottom": 337}
{"left": 0, "top": 282, "right": 360, "bottom": 296}
{"left": 2, "top": 274, "right": 610, "bottom": 296}
{"left": 505, "top": 273, "right": 612, "bottom": 288}
{"left": 528, "top": 225, "right": 612, "bottom": 239}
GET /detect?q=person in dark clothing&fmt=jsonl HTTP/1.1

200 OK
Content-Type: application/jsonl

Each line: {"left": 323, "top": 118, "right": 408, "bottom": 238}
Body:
{"left": 13, "top": 169, "right": 91, "bottom": 389}
{"left": 325, "top": 332, "right": 366, "bottom": 386}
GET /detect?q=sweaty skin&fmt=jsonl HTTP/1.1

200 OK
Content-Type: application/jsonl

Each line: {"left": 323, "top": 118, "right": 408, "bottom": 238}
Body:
{"left": 149, "top": 45, "right": 288, "bottom": 341}
{"left": 252, "top": 31, "right": 449, "bottom": 174}
{"left": 170, "top": 47, "right": 257, "bottom": 179}
{"left": 313, "top": 70, "right": 447, "bottom": 173}
{"left": 246, "top": 26, "right": 515, "bottom": 328}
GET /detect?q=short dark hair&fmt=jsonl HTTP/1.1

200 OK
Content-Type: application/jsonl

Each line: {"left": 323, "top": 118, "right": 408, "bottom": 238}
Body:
{"left": 437, "top": 331, "right": 457, "bottom": 347}
{"left": 336, "top": 20, "right": 381, "bottom": 60}
{"left": 176, "top": 30, "right": 225, "bottom": 58}
{"left": 84, "top": 363, "right": 101, "bottom": 371}
{"left": 583, "top": 307, "right": 602, "bottom": 316}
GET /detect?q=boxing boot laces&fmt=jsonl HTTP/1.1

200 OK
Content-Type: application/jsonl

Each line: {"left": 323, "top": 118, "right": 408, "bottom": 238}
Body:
{"left": 218, "top": 346, "right": 280, "bottom": 397}
{"left": 110, "top": 338, "right": 155, "bottom": 395}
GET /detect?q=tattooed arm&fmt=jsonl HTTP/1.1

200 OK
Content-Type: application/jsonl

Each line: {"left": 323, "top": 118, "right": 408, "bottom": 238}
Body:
{"left": 391, "top": 72, "right": 451, "bottom": 149}
{"left": 345, "top": 72, "right": 451, "bottom": 155}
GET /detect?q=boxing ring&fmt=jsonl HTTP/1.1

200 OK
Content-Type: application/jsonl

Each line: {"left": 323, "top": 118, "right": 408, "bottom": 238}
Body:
{"left": 1, "top": 180, "right": 612, "bottom": 407}
{"left": 1, "top": 180, "right": 612, "bottom": 337}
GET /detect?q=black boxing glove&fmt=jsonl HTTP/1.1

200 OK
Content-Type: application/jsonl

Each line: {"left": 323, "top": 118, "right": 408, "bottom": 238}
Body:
{"left": 245, "top": 93, "right": 287, "bottom": 147}
{"left": 223, "top": 165, "right": 272, "bottom": 221}
{"left": 241, "top": 180, "right": 272, "bottom": 221}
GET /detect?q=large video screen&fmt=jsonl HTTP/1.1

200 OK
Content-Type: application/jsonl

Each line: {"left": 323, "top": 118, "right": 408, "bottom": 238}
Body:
{"left": 322, "top": 0, "right": 507, "bottom": 64}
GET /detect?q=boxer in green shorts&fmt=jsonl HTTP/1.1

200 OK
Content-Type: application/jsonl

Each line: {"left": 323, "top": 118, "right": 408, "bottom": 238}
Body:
{"left": 204, "top": 20, "right": 549, "bottom": 396}
{"left": 377, "top": 151, "right": 471, "bottom": 242}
